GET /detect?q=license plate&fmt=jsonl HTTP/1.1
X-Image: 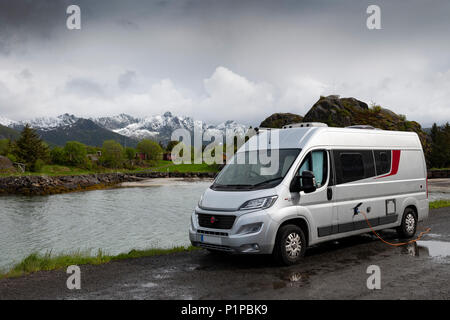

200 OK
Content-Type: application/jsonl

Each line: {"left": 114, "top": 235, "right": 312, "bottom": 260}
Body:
{"left": 200, "top": 234, "right": 222, "bottom": 245}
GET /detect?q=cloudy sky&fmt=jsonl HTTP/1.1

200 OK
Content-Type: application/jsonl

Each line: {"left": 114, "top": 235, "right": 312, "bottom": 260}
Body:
{"left": 0, "top": 0, "right": 449, "bottom": 127}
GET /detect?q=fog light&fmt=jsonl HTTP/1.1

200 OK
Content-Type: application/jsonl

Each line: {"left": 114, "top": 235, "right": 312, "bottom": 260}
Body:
{"left": 237, "top": 222, "right": 263, "bottom": 235}
{"left": 239, "top": 243, "right": 261, "bottom": 252}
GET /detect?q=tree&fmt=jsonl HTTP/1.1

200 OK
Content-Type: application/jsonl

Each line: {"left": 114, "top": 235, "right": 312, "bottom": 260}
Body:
{"left": 166, "top": 140, "right": 180, "bottom": 152}
{"left": 13, "top": 124, "right": 49, "bottom": 171}
{"left": 429, "top": 123, "right": 450, "bottom": 168}
{"left": 137, "top": 139, "right": 163, "bottom": 161}
{"left": 50, "top": 146, "right": 66, "bottom": 165}
{"left": 101, "top": 140, "right": 124, "bottom": 168}
{"left": 124, "top": 147, "right": 136, "bottom": 161}
{"left": 64, "top": 141, "right": 87, "bottom": 167}
{"left": 0, "top": 139, "right": 10, "bottom": 156}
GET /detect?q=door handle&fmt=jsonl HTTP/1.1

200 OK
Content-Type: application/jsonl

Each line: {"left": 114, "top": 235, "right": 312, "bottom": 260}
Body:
{"left": 327, "top": 187, "right": 333, "bottom": 201}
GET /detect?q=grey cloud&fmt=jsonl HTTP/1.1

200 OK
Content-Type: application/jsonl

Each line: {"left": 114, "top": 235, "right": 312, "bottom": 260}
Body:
{"left": 0, "top": 0, "right": 448, "bottom": 127}
{"left": 118, "top": 71, "right": 137, "bottom": 89}
{"left": 65, "top": 78, "right": 104, "bottom": 97}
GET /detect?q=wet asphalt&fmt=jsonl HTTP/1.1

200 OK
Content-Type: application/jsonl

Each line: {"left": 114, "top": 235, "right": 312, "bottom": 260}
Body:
{"left": 0, "top": 207, "right": 449, "bottom": 300}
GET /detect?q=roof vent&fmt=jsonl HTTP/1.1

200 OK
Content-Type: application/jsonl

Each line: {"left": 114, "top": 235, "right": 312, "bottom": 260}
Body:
{"left": 282, "top": 122, "right": 328, "bottom": 129}
{"left": 346, "top": 125, "right": 380, "bottom": 130}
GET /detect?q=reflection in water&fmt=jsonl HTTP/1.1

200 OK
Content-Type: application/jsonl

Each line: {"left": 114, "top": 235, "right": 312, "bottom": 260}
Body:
{"left": 401, "top": 243, "right": 421, "bottom": 257}
{"left": 0, "top": 181, "right": 211, "bottom": 270}
{"left": 416, "top": 240, "right": 450, "bottom": 258}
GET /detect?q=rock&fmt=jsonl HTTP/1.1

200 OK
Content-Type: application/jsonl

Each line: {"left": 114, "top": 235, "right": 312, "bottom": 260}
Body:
{"left": 259, "top": 113, "right": 304, "bottom": 128}
{"left": 0, "top": 155, "right": 15, "bottom": 173}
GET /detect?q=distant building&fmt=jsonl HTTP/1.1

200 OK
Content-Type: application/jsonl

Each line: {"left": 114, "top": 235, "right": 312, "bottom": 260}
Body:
{"left": 163, "top": 152, "right": 172, "bottom": 161}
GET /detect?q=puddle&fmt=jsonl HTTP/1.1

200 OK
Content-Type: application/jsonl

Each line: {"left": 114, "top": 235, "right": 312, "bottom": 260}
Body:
{"left": 272, "top": 271, "right": 312, "bottom": 289}
{"left": 416, "top": 241, "right": 450, "bottom": 258}
{"left": 141, "top": 282, "right": 158, "bottom": 288}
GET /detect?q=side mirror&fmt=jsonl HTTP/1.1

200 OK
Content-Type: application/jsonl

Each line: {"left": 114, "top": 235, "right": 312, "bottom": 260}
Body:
{"left": 300, "top": 170, "right": 316, "bottom": 193}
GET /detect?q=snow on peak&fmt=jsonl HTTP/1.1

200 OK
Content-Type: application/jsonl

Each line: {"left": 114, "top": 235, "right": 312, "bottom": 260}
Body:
{"left": 17, "top": 113, "right": 79, "bottom": 130}
{"left": 0, "top": 116, "right": 15, "bottom": 127}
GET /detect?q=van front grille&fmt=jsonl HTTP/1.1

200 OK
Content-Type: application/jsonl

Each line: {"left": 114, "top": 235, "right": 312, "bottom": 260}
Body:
{"left": 197, "top": 243, "right": 233, "bottom": 252}
{"left": 197, "top": 230, "right": 228, "bottom": 236}
{"left": 197, "top": 213, "right": 236, "bottom": 229}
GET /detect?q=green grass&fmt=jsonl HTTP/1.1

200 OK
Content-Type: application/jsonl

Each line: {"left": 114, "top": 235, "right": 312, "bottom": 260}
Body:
{"left": 0, "top": 246, "right": 198, "bottom": 279}
{"left": 0, "top": 162, "right": 219, "bottom": 177}
{"left": 429, "top": 200, "right": 450, "bottom": 209}
{"left": 149, "top": 160, "right": 219, "bottom": 173}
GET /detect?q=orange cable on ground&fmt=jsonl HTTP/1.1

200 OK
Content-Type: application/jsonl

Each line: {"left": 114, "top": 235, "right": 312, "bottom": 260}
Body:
{"left": 359, "top": 211, "right": 431, "bottom": 247}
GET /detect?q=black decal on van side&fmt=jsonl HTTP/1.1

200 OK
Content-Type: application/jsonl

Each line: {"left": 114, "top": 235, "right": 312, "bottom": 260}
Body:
{"left": 317, "top": 214, "right": 398, "bottom": 237}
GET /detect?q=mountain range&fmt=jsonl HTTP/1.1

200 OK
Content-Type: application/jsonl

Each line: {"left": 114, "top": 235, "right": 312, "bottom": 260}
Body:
{"left": 0, "top": 112, "right": 249, "bottom": 147}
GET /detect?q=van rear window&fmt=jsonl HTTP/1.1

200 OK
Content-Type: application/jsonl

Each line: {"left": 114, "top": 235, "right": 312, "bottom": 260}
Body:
{"left": 333, "top": 150, "right": 376, "bottom": 184}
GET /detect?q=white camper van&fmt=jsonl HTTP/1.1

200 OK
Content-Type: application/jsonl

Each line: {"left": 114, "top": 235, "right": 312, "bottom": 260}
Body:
{"left": 189, "top": 124, "right": 429, "bottom": 265}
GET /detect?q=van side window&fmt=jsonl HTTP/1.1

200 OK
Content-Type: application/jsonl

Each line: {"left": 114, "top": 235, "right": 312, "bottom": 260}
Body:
{"left": 374, "top": 150, "right": 391, "bottom": 175}
{"left": 333, "top": 150, "right": 376, "bottom": 184}
{"left": 298, "top": 150, "right": 328, "bottom": 188}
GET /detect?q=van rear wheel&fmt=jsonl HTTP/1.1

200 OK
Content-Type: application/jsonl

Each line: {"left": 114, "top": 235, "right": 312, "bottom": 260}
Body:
{"left": 273, "top": 225, "right": 306, "bottom": 265}
{"left": 396, "top": 208, "right": 417, "bottom": 239}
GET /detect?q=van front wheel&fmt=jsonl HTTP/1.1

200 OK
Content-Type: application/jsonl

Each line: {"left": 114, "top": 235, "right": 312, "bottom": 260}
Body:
{"left": 273, "top": 225, "right": 306, "bottom": 265}
{"left": 396, "top": 208, "right": 417, "bottom": 238}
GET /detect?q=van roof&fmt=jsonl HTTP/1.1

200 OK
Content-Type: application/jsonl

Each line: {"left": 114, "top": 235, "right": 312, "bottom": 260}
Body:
{"left": 242, "top": 127, "right": 422, "bottom": 152}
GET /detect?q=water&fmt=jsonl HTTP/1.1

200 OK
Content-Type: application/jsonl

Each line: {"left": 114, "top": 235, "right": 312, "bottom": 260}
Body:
{"left": 428, "top": 192, "right": 450, "bottom": 201}
{"left": 0, "top": 180, "right": 212, "bottom": 270}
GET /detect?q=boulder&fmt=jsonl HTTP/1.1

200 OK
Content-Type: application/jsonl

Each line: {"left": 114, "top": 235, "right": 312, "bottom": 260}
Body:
{"left": 0, "top": 155, "right": 15, "bottom": 173}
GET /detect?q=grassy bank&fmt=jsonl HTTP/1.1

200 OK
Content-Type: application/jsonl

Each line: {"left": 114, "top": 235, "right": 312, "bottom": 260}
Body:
{"left": 429, "top": 200, "right": 450, "bottom": 209}
{"left": 0, "top": 246, "right": 198, "bottom": 279}
{"left": 0, "top": 162, "right": 219, "bottom": 177}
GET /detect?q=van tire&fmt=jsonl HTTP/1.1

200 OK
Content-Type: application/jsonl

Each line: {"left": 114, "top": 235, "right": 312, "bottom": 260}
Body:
{"left": 273, "top": 224, "right": 306, "bottom": 265}
{"left": 396, "top": 208, "right": 417, "bottom": 239}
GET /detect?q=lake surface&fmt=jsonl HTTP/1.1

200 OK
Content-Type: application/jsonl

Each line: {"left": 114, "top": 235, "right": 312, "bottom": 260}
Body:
{"left": 0, "top": 178, "right": 448, "bottom": 271}
{"left": 0, "top": 179, "right": 212, "bottom": 270}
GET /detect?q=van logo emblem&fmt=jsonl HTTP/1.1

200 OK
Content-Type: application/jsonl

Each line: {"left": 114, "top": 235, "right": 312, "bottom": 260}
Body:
{"left": 210, "top": 216, "right": 216, "bottom": 224}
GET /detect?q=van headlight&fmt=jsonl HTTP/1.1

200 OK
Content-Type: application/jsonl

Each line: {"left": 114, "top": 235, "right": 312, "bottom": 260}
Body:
{"left": 198, "top": 194, "right": 204, "bottom": 207}
{"left": 239, "top": 196, "right": 278, "bottom": 211}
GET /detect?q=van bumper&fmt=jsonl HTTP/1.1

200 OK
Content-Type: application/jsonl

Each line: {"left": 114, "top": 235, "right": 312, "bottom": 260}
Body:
{"left": 189, "top": 209, "right": 277, "bottom": 254}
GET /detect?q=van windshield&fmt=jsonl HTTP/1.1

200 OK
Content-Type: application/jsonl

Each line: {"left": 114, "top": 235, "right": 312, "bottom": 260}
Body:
{"left": 211, "top": 149, "right": 301, "bottom": 191}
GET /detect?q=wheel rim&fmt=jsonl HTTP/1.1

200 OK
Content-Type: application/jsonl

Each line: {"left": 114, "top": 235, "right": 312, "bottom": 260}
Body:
{"left": 285, "top": 232, "right": 302, "bottom": 258}
{"left": 405, "top": 213, "right": 415, "bottom": 233}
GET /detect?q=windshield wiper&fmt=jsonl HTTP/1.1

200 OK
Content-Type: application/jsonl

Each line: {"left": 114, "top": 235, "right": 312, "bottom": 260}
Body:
{"left": 212, "top": 184, "right": 254, "bottom": 189}
{"left": 251, "top": 177, "right": 284, "bottom": 187}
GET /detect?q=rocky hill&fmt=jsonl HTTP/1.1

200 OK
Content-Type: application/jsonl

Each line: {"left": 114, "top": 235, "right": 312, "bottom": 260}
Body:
{"left": 259, "top": 113, "right": 303, "bottom": 128}
{"left": 260, "top": 95, "right": 429, "bottom": 154}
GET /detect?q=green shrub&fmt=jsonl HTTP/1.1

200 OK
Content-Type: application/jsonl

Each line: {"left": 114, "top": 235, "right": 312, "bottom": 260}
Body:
{"left": 32, "top": 159, "right": 45, "bottom": 172}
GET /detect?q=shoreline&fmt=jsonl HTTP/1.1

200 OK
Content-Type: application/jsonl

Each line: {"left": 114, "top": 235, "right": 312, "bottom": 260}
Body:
{"left": 0, "top": 171, "right": 216, "bottom": 196}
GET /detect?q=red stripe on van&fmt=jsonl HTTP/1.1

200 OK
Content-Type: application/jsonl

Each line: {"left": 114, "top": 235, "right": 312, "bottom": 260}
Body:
{"left": 375, "top": 150, "right": 401, "bottom": 179}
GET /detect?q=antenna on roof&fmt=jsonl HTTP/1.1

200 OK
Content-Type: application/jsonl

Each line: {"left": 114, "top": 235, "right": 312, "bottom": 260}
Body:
{"left": 282, "top": 122, "right": 328, "bottom": 129}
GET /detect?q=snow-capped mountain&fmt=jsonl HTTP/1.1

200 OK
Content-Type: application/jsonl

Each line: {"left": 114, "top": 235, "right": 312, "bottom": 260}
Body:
{"left": 93, "top": 111, "right": 248, "bottom": 143}
{"left": 91, "top": 114, "right": 141, "bottom": 131}
{"left": 2, "top": 111, "right": 248, "bottom": 145}
{"left": 12, "top": 114, "right": 79, "bottom": 131}
{"left": 0, "top": 116, "right": 16, "bottom": 127}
